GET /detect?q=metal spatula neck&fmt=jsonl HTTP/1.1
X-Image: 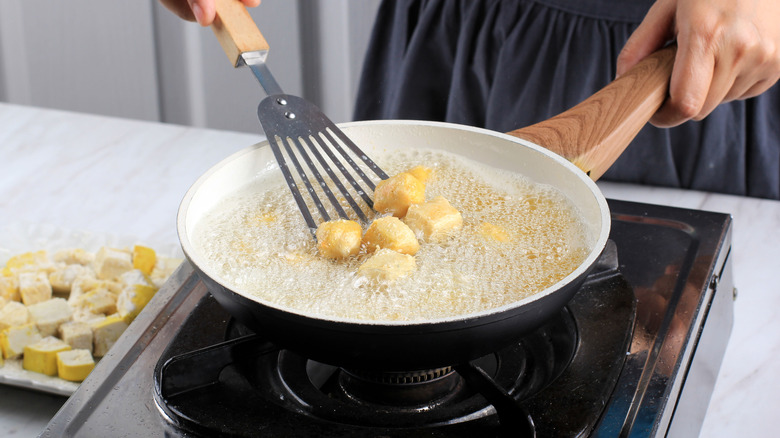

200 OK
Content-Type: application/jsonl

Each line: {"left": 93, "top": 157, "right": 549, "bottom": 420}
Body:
{"left": 257, "top": 95, "right": 388, "bottom": 232}
{"left": 239, "top": 52, "right": 284, "bottom": 96}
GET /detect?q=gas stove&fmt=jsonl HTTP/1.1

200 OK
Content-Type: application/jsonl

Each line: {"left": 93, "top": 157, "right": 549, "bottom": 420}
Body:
{"left": 42, "top": 199, "right": 734, "bottom": 437}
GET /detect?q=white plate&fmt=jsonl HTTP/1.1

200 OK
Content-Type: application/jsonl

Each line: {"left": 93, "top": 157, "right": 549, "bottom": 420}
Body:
{"left": 0, "top": 222, "right": 182, "bottom": 395}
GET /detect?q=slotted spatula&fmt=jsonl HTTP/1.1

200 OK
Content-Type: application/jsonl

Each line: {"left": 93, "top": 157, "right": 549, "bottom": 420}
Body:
{"left": 211, "top": 0, "right": 388, "bottom": 234}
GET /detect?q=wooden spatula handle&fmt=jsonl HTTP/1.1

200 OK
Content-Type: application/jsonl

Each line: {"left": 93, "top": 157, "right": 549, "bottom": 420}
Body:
{"left": 507, "top": 45, "right": 677, "bottom": 180}
{"left": 212, "top": 0, "right": 270, "bottom": 66}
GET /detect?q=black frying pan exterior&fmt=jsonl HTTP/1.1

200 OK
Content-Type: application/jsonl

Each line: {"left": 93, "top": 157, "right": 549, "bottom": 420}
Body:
{"left": 189, "top": 252, "right": 600, "bottom": 371}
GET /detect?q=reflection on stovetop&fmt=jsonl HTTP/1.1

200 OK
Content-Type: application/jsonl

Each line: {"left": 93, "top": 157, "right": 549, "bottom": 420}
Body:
{"left": 153, "top": 248, "right": 635, "bottom": 438}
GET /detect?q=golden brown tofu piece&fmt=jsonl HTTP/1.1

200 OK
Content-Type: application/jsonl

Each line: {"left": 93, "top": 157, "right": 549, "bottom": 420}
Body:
{"left": 362, "top": 217, "right": 420, "bottom": 255}
{"left": 404, "top": 196, "right": 463, "bottom": 242}
{"left": 357, "top": 249, "right": 416, "bottom": 282}
{"left": 316, "top": 220, "right": 363, "bottom": 260}
{"left": 373, "top": 172, "right": 425, "bottom": 217}
{"left": 406, "top": 165, "right": 433, "bottom": 184}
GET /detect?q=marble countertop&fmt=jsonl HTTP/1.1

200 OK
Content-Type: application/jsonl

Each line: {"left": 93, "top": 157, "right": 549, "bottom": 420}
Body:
{"left": 0, "top": 103, "right": 778, "bottom": 437}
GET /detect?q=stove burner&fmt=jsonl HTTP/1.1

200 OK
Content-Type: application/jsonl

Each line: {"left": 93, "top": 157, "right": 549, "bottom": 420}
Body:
{"left": 336, "top": 366, "right": 459, "bottom": 405}
{"left": 270, "top": 305, "right": 576, "bottom": 429}
{"left": 153, "top": 250, "right": 635, "bottom": 437}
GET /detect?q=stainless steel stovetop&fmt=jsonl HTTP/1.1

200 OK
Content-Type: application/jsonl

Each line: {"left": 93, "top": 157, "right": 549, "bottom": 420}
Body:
{"left": 41, "top": 199, "right": 734, "bottom": 437}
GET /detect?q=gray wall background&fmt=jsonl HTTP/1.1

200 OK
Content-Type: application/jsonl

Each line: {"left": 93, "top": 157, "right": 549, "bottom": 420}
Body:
{"left": 0, "top": 0, "right": 381, "bottom": 134}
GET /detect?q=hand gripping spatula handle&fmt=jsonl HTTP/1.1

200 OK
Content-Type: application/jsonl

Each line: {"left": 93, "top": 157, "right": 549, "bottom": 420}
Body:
{"left": 210, "top": 0, "right": 389, "bottom": 234}
{"left": 211, "top": 0, "right": 282, "bottom": 95}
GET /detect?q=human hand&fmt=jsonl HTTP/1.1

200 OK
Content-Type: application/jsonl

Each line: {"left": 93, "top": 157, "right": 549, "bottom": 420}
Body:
{"left": 158, "top": 0, "right": 261, "bottom": 26}
{"left": 616, "top": 0, "right": 780, "bottom": 127}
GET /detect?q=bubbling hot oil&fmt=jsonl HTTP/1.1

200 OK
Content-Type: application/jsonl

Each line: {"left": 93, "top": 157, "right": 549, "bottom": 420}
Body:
{"left": 192, "top": 149, "right": 592, "bottom": 322}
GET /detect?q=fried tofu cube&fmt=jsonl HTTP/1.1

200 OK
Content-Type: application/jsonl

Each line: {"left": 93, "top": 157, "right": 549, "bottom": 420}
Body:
{"left": 406, "top": 165, "right": 433, "bottom": 184}
{"left": 19, "top": 272, "right": 52, "bottom": 306}
{"left": 91, "top": 315, "right": 128, "bottom": 357}
{"left": 315, "top": 220, "right": 363, "bottom": 260}
{"left": 23, "top": 336, "right": 71, "bottom": 376}
{"left": 357, "top": 249, "right": 416, "bottom": 282}
{"left": 49, "top": 264, "right": 88, "bottom": 294}
{"left": 93, "top": 247, "right": 133, "bottom": 280}
{"left": 0, "top": 301, "right": 30, "bottom": 330}
{"left": 27, "top": 298, "right": 73, "bottom": 337}
{"left": 373, "top": 172, "right": 425, "bottom": 217}
{"left": 362, "top": 217, "right": 420, "bottom": 255}
{"left": 404, "top": 196, "right": 463, "bottom": 242}
{"left": 0, "top": 276, "right": 20, "bottom": 302}
{"left": 52, "top": 248, "right": 94, "bottom": 266}
{"left": 132, "top": 245, "right": 157, "bottom": 275}
{"left": 58, "top": 321, "right": 93, "bottom": 353}
{"left": 117, "top": 284, "right": 158, "bottom": 323}
{"left": 1, "top": 323, "right": 42, "bottom": 359}
{"left": 56, "top": 349, "right": 95, "bottom": 382}
{"left": 479, "top": 222, "right": 511, "bottom": 242}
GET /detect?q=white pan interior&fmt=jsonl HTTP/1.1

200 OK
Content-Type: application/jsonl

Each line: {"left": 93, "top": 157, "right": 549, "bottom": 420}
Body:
{"left": 177, "top": 120, "right": 611, "bottom": 322}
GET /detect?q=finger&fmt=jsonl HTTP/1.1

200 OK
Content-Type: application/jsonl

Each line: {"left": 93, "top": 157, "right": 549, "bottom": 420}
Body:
{"left": 739, "top": 77, "right": 780, "bottom": 100}
{"left": 189, "top": 0, "right": 216, "bottom": 26}
{"left": 650, "top": 37, "right": 715, "bottom": 127}
{"left": 617, "top": 0, "right": 676, "bottom": 77}
{"left": 722, "top": 47, "right": 780, "bottom": 102}
{"left": 158, "top": 0, "right": 197, "bottom": 22}
{"left": 694, "top": 55, "right": 738, "bottom": 120}
{"left": 241, "top": 0, "right": 261, "bottom": 6}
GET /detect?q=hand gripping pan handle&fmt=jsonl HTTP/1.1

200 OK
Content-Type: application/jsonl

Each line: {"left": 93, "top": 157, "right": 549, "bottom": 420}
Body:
{"left": 508, "top": 45, "right": 676, "bottom": 180}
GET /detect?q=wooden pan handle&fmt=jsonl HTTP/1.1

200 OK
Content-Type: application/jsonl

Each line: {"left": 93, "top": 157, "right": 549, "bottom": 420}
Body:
{"left": 212, "top": 0, "right": 270, "bottom": 66}
{"left": 507, "top": 45, "right": 676, "bottom": 180}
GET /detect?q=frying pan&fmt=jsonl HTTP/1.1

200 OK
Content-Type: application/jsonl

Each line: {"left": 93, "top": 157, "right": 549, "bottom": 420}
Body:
{"left": 178, "top": 46, "right": 676, "bottom": 371}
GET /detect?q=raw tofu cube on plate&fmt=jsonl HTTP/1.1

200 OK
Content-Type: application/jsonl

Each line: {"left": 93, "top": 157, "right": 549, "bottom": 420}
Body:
{"left": 0, "top": 301, "right": 30, "bottom": 330}
{"left": 56, "top": 349, "right": 95, "bottom": 382}
{"left": 1, "top": 323, "right": 42, "bottom": 359}
{"left": 26, "top": 298, "right": 73, "bottom": 337}
{"left": 58, "top": 321, "right": 93, "bottom": 353}
{"left": 19, "top": 272, "right": 52, "bottom": 306}
{"left": 23, "top": 336, "right": 71, "bottom": 376}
